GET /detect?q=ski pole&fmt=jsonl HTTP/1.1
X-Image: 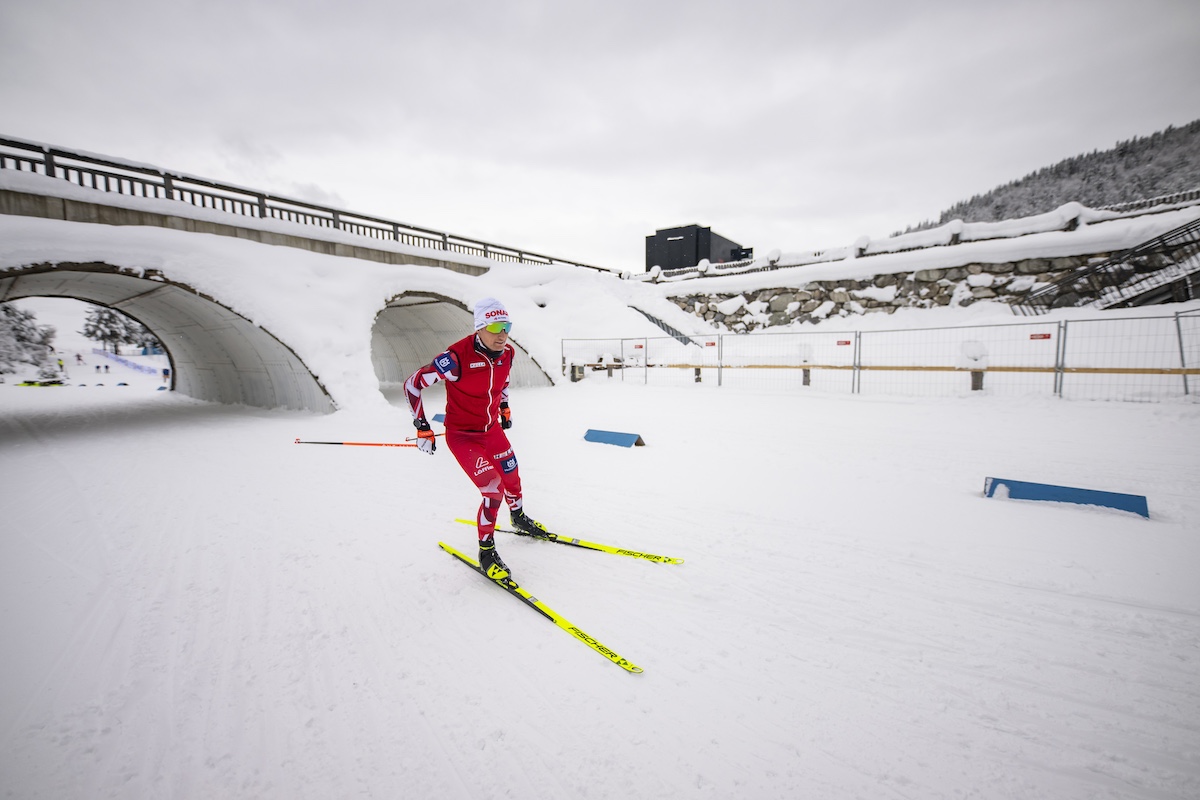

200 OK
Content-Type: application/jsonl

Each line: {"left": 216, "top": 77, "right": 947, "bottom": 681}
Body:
{"left": 295, "top": 438, "right": 418, "bottom": 448}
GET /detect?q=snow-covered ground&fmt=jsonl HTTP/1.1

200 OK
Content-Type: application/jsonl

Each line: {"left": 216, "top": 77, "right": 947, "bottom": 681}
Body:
{"left": 2, "top": 365, "right": 1198, "bottom": 798}
{"left": 2, "top": 193, "right": 1199, "bottom": 797}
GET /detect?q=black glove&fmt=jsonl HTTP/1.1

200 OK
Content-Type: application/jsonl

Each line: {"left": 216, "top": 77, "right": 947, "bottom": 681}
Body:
{"left": 414, "top": 418, "right": 436, "bottom": 455}
{"left": 499, "top": 402, "right": 512, "bottom": 429}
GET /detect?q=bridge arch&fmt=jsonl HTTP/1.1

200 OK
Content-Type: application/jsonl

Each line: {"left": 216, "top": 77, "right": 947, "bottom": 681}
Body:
{"left": 0, "top": 262, "right": 335, "bottom": 412}
{"left": 371, "top": 292, "right": 552, "bottom": 389}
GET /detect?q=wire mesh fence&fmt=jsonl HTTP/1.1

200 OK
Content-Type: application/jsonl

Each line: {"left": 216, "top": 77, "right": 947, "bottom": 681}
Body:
{"left": 562, "top": 311, "right": 1199, "bottom": 401}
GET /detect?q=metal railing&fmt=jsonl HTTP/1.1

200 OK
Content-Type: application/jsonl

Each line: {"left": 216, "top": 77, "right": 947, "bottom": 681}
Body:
{"left": 1099, "top": 188, "right": 1200, "bottom": 213}
{"left": 1015, "top": 218, "right": 1200, "bottom": 315}
{"left": 563, "top": 311, "right": 1200, "bottom": 402}
{"left": 0, "top": 135, "right": 612, "bottom": 273}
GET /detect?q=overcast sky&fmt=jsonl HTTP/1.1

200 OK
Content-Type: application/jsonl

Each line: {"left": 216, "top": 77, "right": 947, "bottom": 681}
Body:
{"left": 2, "top": 0, "right": 1199, "bottom": 271}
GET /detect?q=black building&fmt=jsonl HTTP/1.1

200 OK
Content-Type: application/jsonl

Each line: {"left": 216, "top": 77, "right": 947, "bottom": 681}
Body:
{"left": 645, "top": 225, "right": 752, "bottom": 271}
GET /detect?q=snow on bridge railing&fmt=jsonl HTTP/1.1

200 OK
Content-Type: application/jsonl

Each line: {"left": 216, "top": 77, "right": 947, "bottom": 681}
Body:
{"left": 0, "top": 134, "right": 613, "bottom": 274}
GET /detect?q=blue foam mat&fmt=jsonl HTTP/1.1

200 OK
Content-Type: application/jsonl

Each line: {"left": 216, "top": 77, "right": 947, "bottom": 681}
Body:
{"left": 984, "top": 477, "right": 1148, "bottom": 518}
{"left": 584, "top": 429, "right": 645, "bottom": 447}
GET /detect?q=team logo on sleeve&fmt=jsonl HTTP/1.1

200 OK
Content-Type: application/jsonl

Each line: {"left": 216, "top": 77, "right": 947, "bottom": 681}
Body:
{"left": 502, "top": 456, "right": 518, "bottom": 474}
{"left": 434, "top": 353, "right": 455, "bottom": 375}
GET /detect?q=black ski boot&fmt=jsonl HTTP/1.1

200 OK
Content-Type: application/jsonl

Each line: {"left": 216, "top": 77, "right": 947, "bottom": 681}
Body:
{"left": 510, "top": 509, "right": 549, "bottom": 538}
{"left": 479, "top": 540, "right": 511, "bottom": 581}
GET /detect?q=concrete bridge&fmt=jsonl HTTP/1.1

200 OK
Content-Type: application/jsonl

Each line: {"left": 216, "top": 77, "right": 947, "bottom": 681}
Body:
{"left": 2, "top": 136, "right": 683, "bottom": 414}
{"left": 0, "top": 165, "right": 657, "bottom": 413}
{"left": 0, "top": 255, "right": 562, "bottom": 414}
{"left": 1, "top": 256, "right": 560, "bottom": 414}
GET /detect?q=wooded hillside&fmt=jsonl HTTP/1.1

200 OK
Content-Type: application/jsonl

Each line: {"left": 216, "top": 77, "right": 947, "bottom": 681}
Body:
{"left": 904, "top": 119, "right": 1200, "bottom": 233}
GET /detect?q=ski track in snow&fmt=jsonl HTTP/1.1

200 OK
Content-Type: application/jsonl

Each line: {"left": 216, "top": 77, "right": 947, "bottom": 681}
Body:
{"left": 1, "top": 366, "right": 1199, "bottom": 799}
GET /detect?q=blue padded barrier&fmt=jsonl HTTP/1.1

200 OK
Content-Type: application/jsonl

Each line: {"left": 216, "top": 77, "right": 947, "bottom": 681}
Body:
{"left": 584, "top": 429, "right": 646, "bottom": 447}
{"left": 984, "top": 477, "right": 1149, "bottom": 518}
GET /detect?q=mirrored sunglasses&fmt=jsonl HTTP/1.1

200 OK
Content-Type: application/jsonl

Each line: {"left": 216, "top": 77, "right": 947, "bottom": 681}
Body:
{"left": 484, "top": 321, "right": 512, "bottom": 334}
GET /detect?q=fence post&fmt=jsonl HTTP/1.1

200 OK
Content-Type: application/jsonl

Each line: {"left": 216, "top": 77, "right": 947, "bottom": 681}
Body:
{"left": 161, "top": 173, "right": 175, "bottom": 201}
{"left": 257, "top": 193, "right": 268, "bottom": 220}
{"left": 644, "top": 337, "right": 648, "bottom": 385}
{"left": 1176, "top": 312, "right": 1190, "bottom": 396}
{"left": 718, "top": 334, "right": 724, "bottom": 387}
{"left": 43, "top": 149, "right": 57, "bottom": 179}
{"left": 852, "top": 331, "right": 862, "bottom": 394}
{"left": 1055, "top": 321, "right": 1068, "bottom": 397}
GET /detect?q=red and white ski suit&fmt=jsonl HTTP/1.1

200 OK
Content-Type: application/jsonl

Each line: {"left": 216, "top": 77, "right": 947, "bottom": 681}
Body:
{"left": 403, "top": 333, "right": 523, "bottom": 542}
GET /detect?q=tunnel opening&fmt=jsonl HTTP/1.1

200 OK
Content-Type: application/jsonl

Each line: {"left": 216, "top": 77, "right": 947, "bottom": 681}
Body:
{"left": 371, "top": 292, "right": 553, "bottom": 410}
{"left": 1, "top": 295, "right": 170, "bottom": 387}
{"left": 0, "top": 262, "right": 335, "bottom": 412}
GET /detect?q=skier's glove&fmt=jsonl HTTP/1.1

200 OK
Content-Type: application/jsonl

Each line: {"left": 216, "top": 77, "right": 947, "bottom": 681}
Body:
{"left": 499, "top": 402, "right": 512, "bottom": 429}
{"left": 414, "top": 418, "right": 436, "bottom": 455}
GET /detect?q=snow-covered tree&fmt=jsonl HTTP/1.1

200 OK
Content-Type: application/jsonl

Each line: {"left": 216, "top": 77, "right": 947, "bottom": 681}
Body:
{"left": 898, "top": 119, "right": 1200, "bottom": 235}
{"left": 79, "top": 306, "right": 160, "bottom": 355}
{"left": 81, "top": 306, "right": 129, "bottom": 354}
{"left": 0, "top": 303, "right": 56, "bottom": 375}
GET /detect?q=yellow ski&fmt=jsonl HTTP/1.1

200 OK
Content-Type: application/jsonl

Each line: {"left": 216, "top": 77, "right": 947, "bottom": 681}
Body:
{"left": 438, "top": 541, "right": 644, "bottom": 674}
{"left": 454, "top": 518, "right": 683, "bottom": 564}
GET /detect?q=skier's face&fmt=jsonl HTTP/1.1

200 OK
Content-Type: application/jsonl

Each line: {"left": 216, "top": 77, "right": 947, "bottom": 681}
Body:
{"left": 477, "top": 326, "right": 509, "bottom": 351}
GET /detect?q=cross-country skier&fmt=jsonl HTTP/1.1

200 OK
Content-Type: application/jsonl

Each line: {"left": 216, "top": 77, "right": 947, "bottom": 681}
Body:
{"left": 403, "top": 297, "right": 546, "bottom": 581}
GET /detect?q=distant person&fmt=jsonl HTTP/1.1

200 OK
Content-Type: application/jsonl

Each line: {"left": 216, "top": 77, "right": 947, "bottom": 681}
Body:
{"left": 75, "top": 354, "right": 83, "bottom": 365}
{"left": 162, "top": 367, "right": 171, "bottom": 384}
{"left": 402, "top": 297, "right": 547, "bottom": 582}
{"left": 95, "top": 365, "right": 100, "bottom": 374}
{"left": 104, "top": 365, "right": 109, "bottom": 373}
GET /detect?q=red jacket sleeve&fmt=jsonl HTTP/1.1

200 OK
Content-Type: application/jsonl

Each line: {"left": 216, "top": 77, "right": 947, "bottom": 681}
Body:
{"left": 403, "top": 349, "right": 460, "bottom": 421}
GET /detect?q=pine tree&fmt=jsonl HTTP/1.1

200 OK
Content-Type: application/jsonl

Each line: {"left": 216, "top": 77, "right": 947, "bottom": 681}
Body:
{"left": 81, "top": 306, "right": 129, "bottom": 354}
{"left": 79, "top": 305, "right": 163, "bottom": 355}
{"left": 0, "top": 303, "right": 56, "bottom": 374}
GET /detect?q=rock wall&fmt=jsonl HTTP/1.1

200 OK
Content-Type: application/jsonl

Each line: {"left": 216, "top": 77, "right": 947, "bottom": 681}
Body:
{"left": 669, "top": 254, "right": 1109, "bottom": 331}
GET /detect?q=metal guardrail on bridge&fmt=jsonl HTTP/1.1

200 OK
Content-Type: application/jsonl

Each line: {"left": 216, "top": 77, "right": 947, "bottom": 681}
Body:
{"left": 0, "top": 135, "right": 612, "bottom": 274}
